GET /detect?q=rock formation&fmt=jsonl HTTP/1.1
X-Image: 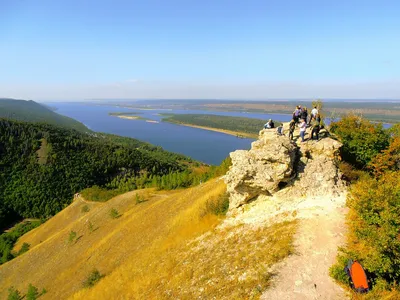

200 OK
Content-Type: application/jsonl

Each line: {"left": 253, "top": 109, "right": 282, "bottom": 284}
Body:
{"left": 224, "top": 127, "right": 345, "bottom": 213}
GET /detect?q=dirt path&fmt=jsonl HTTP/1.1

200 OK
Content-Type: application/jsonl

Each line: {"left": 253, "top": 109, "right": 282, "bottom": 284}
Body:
{"left": 261, "top": 206, "right": 348, "bottom": 300}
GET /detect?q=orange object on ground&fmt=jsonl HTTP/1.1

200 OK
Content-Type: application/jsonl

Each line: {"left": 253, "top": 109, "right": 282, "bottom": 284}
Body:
{"left": 345, "top": 260, "right": 369, "bottom": 293}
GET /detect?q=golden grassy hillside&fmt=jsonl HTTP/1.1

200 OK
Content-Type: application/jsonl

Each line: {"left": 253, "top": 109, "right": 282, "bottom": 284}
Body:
{"left": 0, "top": 179, "right": 296, "bottom": 299}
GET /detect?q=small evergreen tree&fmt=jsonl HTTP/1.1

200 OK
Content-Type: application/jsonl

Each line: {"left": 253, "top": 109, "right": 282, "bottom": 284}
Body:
{"left": 109, "top": 208, "right": 120, "bottom": 219}
{"left": 7, "top": 287, "right": 22, "bottom": 300}
{"left": 26, "top": 284, "right": 39, "bottom": 300}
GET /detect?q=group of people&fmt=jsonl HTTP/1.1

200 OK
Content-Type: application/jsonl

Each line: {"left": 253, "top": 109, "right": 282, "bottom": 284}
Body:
{"left": 263, "top": 105, "right": 322, "bottom": 142}
{"left": 290, "top": 105, "right": 321, "bottom": 142}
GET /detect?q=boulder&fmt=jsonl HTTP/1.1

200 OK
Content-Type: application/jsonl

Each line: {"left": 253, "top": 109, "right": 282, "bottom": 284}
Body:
{"left": 293, "top": 137, "right": 344, "bottom": 197}
{"left": 224, "top": 129, "right": 297, "bottom": 210}
{"left": 224, "top": 127, "right": 345, "bottom": 213}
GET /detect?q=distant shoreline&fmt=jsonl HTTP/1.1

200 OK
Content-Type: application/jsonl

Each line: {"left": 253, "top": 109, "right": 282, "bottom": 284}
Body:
{"left": 165, "top": 121, "right": 258, "bottom": 139}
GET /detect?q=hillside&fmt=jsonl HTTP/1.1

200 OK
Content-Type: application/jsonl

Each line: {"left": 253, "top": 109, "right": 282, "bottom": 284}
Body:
{"left": 0, "top": 98, "right": 88, "bottom": 131}
{"left": 0, "top": 179, "right": 297, "bottom": 299}
{"left": 0, "top": 119, "right": 195, "bottom": 231}
{"left": 0, "top": 126, "right": 349, "bottom": 299}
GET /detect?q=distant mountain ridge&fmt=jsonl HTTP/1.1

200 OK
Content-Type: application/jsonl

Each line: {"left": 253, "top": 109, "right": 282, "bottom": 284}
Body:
{"left": 0, "top": 98, "right": 88, "bottom": 131}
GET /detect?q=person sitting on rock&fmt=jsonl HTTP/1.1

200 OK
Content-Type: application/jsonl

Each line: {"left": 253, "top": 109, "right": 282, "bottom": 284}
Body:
{"left": 276, "top": 123, "right": 284, "bottom": 135}
{"left": 264, "top": 119, "right": 275, "bottom": 129}
{"left": 298, "top": 118, "right": 307, "bottom": 142}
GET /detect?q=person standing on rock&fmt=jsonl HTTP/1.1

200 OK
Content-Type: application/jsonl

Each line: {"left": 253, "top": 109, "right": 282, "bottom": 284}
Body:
{"left": 299, "top": 119, "right": 307, "bottom": 142}
{"left": 301, "top": 107, "right": 308, "bottom": 125}
{"left": 311, "top": 117, "right": 320, "bottom": 140}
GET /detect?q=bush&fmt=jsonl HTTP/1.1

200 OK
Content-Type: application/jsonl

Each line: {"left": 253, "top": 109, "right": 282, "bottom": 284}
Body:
{"left": 83, "top": 269, "right": 103, "bottom": 288}
{"left": 135, "top": 194, "right": 146, "bottom": 204}
{"left": 17, "top": 243, "right": 30, "bottom": 255}
{"left": 68, "top": 231, "right": 77, "bottom": 244}
{"left": 81, "top": 205, "right": 90, "bottom": 213}
{"left": 369, "top": 130, "right": 400, "bottom": 177}
{"left": 330, "top": 114, "right": 390, "bottom": 168}
{"left": 109, "top": 208, "right": 120, "bottom": 219}
{"left": 7, "top": 287, "right": 22, "bottom": 300}
{"left": 80, "top": 186, "right": 122, "bottom": 202}
{"left": 201, "top": 192, "right": 230, "bottom": 217}
{"left": 26, "top": 284, "right": 39, "bottom": 300}
{"left": 344, "top": 172, "right": 400, "bottom": 283}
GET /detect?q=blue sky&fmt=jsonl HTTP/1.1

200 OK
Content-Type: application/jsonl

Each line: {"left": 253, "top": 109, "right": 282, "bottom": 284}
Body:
{"left": 1, "top": 0, "right": 399, "bottom": 100}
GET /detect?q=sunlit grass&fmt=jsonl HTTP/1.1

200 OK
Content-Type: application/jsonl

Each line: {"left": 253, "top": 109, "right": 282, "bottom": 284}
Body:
{"left": 3, "top": 178, "right": 297, "bottom": 300}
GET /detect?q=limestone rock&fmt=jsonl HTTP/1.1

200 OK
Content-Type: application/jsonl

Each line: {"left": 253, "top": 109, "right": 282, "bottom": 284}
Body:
{"left": 294, "top": 137, "right": 344, "bottom": 197}
{"left": 224, "top": 129, "right": 297, "bottom": 210}
{"left": 224, "top": 127, "right": 345, "bottom": 213}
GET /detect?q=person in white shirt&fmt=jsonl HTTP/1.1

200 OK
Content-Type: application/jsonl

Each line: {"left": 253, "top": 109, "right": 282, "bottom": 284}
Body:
{"left": 298, "top": 119, "right": 307, "bottom": 142}
{"left": 309, "top": 106, "right": 319, "bottom": 125}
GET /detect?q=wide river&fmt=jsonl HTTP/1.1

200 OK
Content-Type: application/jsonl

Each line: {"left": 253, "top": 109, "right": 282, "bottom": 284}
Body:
{"left": 49, "top": 102, "right": 293, "bottom": 165}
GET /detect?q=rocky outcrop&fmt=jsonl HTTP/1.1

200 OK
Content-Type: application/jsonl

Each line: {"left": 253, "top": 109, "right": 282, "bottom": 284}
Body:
{"left": 224, "top": 127, "right": 345, "bottom": 213}
{"left": 292, "top": 138, "right": 344, "bottom": 198}
{"left": 224, "top": 129, "right": 297, "bottom": 210}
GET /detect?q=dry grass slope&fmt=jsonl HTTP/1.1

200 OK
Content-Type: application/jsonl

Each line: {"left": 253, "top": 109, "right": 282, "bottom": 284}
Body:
{"left": 0, "top": 178, "right": 297, "bottom": 299}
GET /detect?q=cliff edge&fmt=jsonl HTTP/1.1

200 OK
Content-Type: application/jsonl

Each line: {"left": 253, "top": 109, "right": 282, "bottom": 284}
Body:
{"left": 224, "top": 127, "right": 348, "bottom": 299}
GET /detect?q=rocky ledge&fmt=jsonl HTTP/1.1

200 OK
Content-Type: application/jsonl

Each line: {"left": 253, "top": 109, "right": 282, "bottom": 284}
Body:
{"left": 224, "top": 127, "right": 345, "bottom": 214}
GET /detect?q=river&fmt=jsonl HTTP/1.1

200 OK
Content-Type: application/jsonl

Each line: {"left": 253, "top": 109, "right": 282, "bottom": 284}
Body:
{"left": 49, "top": 102, "right": 294, "bottom": 165}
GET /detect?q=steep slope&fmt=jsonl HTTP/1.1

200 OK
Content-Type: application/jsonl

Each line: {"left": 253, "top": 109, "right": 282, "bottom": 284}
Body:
{"left": 0, "top": 98, "right": 87, "bottom": 131}
{"left": 0, "top": 119, "right": 193, "bottom": 230}
{"left": 0, "top": 180, "right": 224, "bottom": 299}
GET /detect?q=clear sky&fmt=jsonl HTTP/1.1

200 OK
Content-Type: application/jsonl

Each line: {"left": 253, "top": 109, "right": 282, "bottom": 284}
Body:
{"left": 1, "top": 0, "right": 399, "bottom": 100}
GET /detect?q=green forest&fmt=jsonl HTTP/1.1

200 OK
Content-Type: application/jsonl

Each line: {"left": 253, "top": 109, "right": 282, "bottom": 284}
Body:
{"left": 0, "top": 119, "right": 197, "bottom": 231}
{"left": 162, "top": 114, "right": 278, "bottom": 136}
{"left": 0, "top": 98, "right": 88, "bottom": 131}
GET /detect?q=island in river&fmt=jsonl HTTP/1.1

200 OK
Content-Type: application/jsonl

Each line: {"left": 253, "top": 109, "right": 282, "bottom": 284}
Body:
{"left": 160, "top": 114, "right": 282, "bottom": 139}
{"left": 109, "top": 112, "right": 148, "bottom": 121}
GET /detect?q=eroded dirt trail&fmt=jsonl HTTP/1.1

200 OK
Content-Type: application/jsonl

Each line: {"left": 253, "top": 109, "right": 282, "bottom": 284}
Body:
{"left": 261, "top": 206, "right": 348, "bottom": 300}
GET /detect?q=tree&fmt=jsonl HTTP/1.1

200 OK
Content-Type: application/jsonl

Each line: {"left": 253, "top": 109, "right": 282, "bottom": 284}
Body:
{"left": 7, "top": 287, "right": 22, "bottom": 300}
{"left": 26, "top": 284, "right": 39, "bottom": 300}
{"left": 330, "top": 114, "right": 390, "bottom": 168}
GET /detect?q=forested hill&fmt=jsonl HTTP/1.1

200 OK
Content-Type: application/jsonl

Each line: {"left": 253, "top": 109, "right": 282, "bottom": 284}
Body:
{"left": 0, "top": 119, "right": 194, "bottom": 230}
{"left": 0, "top": 98, "right": 87, "bottom": 131}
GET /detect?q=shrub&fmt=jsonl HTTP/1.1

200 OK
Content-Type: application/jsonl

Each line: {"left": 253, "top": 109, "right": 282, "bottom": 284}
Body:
{"left": 338, "top": 162, "right": 367, "bottom": 183}
{"left": 80, "top": 186, "right": 122, "bottom": 202}
{"left": 81, "top": 205, "right": 90, "bottom": 213}
{"left": 135, "top": 194, "right": 146, "bottom": 204}
{"left": 26, "top": 284, "right": 39, "bottom": 300}
{"left": 88, "top": 221, "right": 94, "bottom": 233}
{"left": 83, "top": 269, "right": 103, "bottom": 288}
{"left": 330, "top": 114, "right": 390, "bottom": 168}
{"left": 68, "top": 231, "right": 77, "bottom": 244}
{"left": 344, "top": 172, "right": 400, "bottom": 283}
{"left": 369, "top": 129, "right": 400, "bottom": 177}
{"left": 7, "top": 287, "right": 22, "bottom": 300}
{"left": 201, "top": 192, "right": 230, "bottom": 217}
{"left": 109, "top": 208, "right": 120, "bottom": 219}
{"left": 17, "top": 243, "right": 30, "bottom": 255}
